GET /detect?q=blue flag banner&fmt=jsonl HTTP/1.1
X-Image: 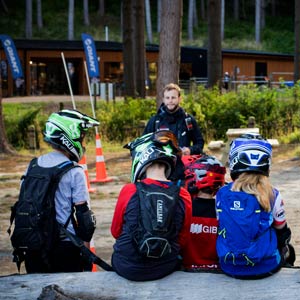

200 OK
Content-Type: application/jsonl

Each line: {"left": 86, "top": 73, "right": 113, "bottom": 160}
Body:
{"left": 0, "top": 34, "right": 23, "bottom": 79}
{"left": 81, "top": 33, "right": 100, "bottom": 78}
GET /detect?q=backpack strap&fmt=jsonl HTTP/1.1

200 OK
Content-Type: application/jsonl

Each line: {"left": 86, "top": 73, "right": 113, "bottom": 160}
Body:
{"left": 184, "top": 113, "right": 193, "bottom": 131}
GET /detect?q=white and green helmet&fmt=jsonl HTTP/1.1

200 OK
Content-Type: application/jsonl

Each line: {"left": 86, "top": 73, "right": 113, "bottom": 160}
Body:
{"left": 43, "top": 109, "right": 99, "bottom": 162}
{"left": 124, "top": 130, "right": 181, "bottom": 182}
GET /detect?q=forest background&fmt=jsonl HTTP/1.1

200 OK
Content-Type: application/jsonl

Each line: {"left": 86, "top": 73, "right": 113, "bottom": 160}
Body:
{"left": 0, "top": 0, "right": 300, "bottom": 152}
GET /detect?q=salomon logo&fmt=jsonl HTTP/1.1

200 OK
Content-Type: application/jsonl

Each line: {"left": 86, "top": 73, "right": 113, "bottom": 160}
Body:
{"left": 230, "top": 201, "right": 244, "bottom": 211}
{"left": 190, "top": 223, "right": 218, "bottom": 234}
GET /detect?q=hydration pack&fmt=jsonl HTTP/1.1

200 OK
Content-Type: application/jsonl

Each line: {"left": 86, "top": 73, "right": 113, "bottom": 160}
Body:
{"left": 8, "top": 158, "right": 77, "bottom": 271}
{"left": 216, "top": 183, "right": 278, "bottom": 267}
{"left": 132, "top": 182, "right": 180, "bottom": 259}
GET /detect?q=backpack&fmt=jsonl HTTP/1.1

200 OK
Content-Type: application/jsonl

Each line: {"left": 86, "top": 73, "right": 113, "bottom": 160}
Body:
{"left": 132, "top": 182, "right": 180, "bottom": 259}
{"left": 216, "top": 183, "right": 278, "bottom": 267}
{"left": 7, "top": 157, "right": 78, "bottom": 271}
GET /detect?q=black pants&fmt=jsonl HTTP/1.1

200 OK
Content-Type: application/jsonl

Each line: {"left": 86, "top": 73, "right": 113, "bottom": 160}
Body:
{"left": 25, "top": 241, "right": 83, "bottom": 273}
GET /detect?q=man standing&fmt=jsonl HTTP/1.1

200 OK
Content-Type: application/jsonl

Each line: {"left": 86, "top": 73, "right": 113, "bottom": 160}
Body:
{"left": 143, "top": 83, "right": 204, "bottom": 155}
{"left": 143, "top": 83, "right": 204, "bottom": 180}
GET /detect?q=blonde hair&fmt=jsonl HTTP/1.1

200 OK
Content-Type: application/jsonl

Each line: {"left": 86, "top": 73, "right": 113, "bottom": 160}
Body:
{"left": 231, "top": 172, "right": 274, "bottom": 212}
{"left": 163, "top": 83, "right": 181, "bottom": 97}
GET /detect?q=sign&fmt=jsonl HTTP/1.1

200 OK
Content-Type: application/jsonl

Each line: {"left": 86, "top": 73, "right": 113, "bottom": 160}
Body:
{"left": 81, "top": 33, "right": 100, "bottom": 78}
{"left": 0, "top": 34, "right": 23, "bottom": 79}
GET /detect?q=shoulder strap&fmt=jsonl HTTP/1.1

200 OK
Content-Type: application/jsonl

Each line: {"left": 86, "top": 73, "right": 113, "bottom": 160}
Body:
{"left": 184, "top": 113, "right": 193, "bottom": 131}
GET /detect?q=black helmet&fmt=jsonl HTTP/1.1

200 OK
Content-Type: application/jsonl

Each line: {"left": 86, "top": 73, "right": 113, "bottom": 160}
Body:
{"left": 229, "top": 133, "right": 272, "bottom": 179}
{"left": 124, "top": 130, "right": 181, "bottom": 182}
{"left": 43, "top": 109, "right": 99, "bottom": 162}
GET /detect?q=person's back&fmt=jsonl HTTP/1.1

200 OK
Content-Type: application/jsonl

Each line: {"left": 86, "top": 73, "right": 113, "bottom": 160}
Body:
{"left": 10, "top": 109, "right": 99, "bottom": 273}
{"left": 181, "top": 155, "right": 226, "bottom": 272}
{"left": 216, "top": 134, "right": 295, "bottom": 279}
{"left": 111, "top": 130, "right": 192, "bottom": 281}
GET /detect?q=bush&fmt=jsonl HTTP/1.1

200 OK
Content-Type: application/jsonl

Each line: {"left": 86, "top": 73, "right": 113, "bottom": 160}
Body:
{"left": 3, "top": 85, "right": 300, "bottom": 149}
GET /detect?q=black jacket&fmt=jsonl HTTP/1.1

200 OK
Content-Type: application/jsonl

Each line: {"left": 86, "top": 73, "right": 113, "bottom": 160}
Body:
{"left": 143, "top": 104, "right": 204, "bottom": 155}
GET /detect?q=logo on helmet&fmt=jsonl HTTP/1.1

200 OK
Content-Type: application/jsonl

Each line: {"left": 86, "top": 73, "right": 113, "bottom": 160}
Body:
{"left": 140, "top": 147, "right": 155, "bottom": 164}
{"left": 60, "top": 135, "right": 74, "bottom": 150}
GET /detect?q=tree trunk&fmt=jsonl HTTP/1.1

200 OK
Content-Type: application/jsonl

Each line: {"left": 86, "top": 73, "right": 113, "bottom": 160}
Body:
{"left": 233, "top": 0, "right": 239, "bottom": 20}
{"left": 68, "top": 0, "right": 74, "bottom": 40}
{"left": 122, "top": 0, "right": 136, "bottom": 98}
{"left": 98, "top": 0, "right": 105, "bottom": 16}
{"left": 294, "top": 0, "right": 300, "bottom": 82}
{"left": 83, "top": 0, "right": 90, "bottom": 26}
{"left": 255, "top": 0, "right": 261, "bottom": 44}
{"left": 207, "top": 0, "right": 222, "bottom": 89}
{"left": 221, "top": 0, "right": 225, "bottom": 41}
{"left": 157, "top": 0, "right": 162, "bottom": 32}
{"left": 156, "top": 0, "right": 182, "bottom": 107}
{"left": 37, "top": 0, "right": 43, "bottom": 29}
{"left": 25, "top": 0, "right": 32, "bottom": 39}
{"left": 145, "top": 0, "right": 153, "bottom": 43}
{"left": 135, "top": 0, "right": 146, "bottom": 98}
{"left": 188, "top": 0, "right": 194, "bottom": 41}
{"left": 200, "top": 0, "right": 206, "bottom": 20}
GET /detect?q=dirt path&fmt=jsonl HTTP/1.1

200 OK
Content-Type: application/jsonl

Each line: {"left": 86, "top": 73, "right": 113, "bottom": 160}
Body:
{"left": 0, "top": 145, "right": 299, "bottom": 275}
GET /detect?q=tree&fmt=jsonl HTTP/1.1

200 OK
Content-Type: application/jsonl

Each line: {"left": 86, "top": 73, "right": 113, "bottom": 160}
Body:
{"left": 37, "top": 0, "right": 43, "bottom": 30}
{"left": 233, "top": 0, "right": 239, "bottom": 20}
{"left": 83, "top": 0, "right": 90, "bottom": 26}
{"left": 145, "top": 0, "right": 153, "bottom": 43}
{"left": 294, "top": 0, "right": 300, "bottom": 82}
{"left": 221, "top": 0, "right": 225, "bottom": 41}
{"left": 98, "top": 0, "right": 105, "bottom": 16}
{"left": 207, "top": 0, "right": 222, "bottom": 89}
{"left": 134, "top": 0, "right": 146, "bottom": 98}
{"left": 68, "top": 0, "right": 74, "bottom": 40}
{"left": 157, "top": 0, "right": 162, "bottom": 32}
{"left": 156, "top": 0, "right": 182, "bottom": 107}
{"left": 255, "top": 0, "right": 261, "bottom": 44}
{"left": 188, "top": 0, "right": 194, "bottom": 41}
{"left": 25, "top": 0, "right": 32, "bottom": 39}
{"left": 122, "top": 0, "right": 136, "bottom": 97}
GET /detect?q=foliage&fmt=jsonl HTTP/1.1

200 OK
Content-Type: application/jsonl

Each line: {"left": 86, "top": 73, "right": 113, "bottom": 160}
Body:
{"left": 0, "top": 0, "right": 295, "bottom": 54}
{"left": 3, "top": 86, "right": 300, "bottom": 149}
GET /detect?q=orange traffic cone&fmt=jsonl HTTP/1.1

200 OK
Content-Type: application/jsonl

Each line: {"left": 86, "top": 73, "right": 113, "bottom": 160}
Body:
{"left": 91, "top": 133, "right": 113, "bottom": 183}
{"left": 89, "top": 238, "right": 98, "bottom": 272}
{"left": 79, "top": 154, "right": 96, "bottom": 193}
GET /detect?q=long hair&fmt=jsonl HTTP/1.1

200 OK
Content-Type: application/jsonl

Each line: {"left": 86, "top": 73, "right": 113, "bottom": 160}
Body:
{"left": 231, "top": 172, "right": 274, "bottom": 212}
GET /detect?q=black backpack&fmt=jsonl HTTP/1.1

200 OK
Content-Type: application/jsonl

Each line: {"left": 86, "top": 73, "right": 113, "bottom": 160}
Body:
{"left": 7, "top": 158, "right": 78, "bottom": 271}
{"left": 132, "top": 182, "right": 180, "bottom": 259}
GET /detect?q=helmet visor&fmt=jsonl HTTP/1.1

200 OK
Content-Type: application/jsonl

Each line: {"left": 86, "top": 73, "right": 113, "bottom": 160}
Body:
{"left": 238, "top": 151, "right": 270, "bottom": 167}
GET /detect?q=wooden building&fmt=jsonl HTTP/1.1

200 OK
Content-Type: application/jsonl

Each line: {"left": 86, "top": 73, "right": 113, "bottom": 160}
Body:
{"left": 0, "top": 39, "right": 294, "bottom": 97}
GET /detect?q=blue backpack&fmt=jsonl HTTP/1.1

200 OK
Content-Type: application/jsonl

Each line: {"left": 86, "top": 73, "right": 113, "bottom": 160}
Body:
{"left": 216, "top": 183, "right": 278, "bottom": 267}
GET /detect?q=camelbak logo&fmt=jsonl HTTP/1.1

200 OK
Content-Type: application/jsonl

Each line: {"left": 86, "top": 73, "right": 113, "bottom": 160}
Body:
{"left": 60, "top": 135, "right": 74, "bottom": 150}
{"left": 157, "top": 200, "right": 163, "bottom": 223}
{"left": 190, "top": 223, "right": 218, "bottom": 234}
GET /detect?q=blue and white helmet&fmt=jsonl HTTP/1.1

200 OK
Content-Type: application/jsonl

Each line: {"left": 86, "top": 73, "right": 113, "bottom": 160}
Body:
{"left": 229, "top": 133, "right": 272, "bottom": 179}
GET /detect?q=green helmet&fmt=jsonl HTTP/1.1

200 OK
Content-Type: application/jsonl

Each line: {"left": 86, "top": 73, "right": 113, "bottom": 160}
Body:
{"left": 124, "top": 130, "right": 181, "bottom": 182}
{"left": 43, "top": 109, "right": 99, "bottom": 162}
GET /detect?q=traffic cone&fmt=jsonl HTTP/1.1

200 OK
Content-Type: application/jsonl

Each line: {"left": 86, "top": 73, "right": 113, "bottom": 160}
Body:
{"left": 79, "top": 154, "right": 96, "bottom": 193}
{"left": 89, "top": 238, "right": 98, "bottom": 272}
{"left": 91, "top": 133, "right": 113, "bottom": 183}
